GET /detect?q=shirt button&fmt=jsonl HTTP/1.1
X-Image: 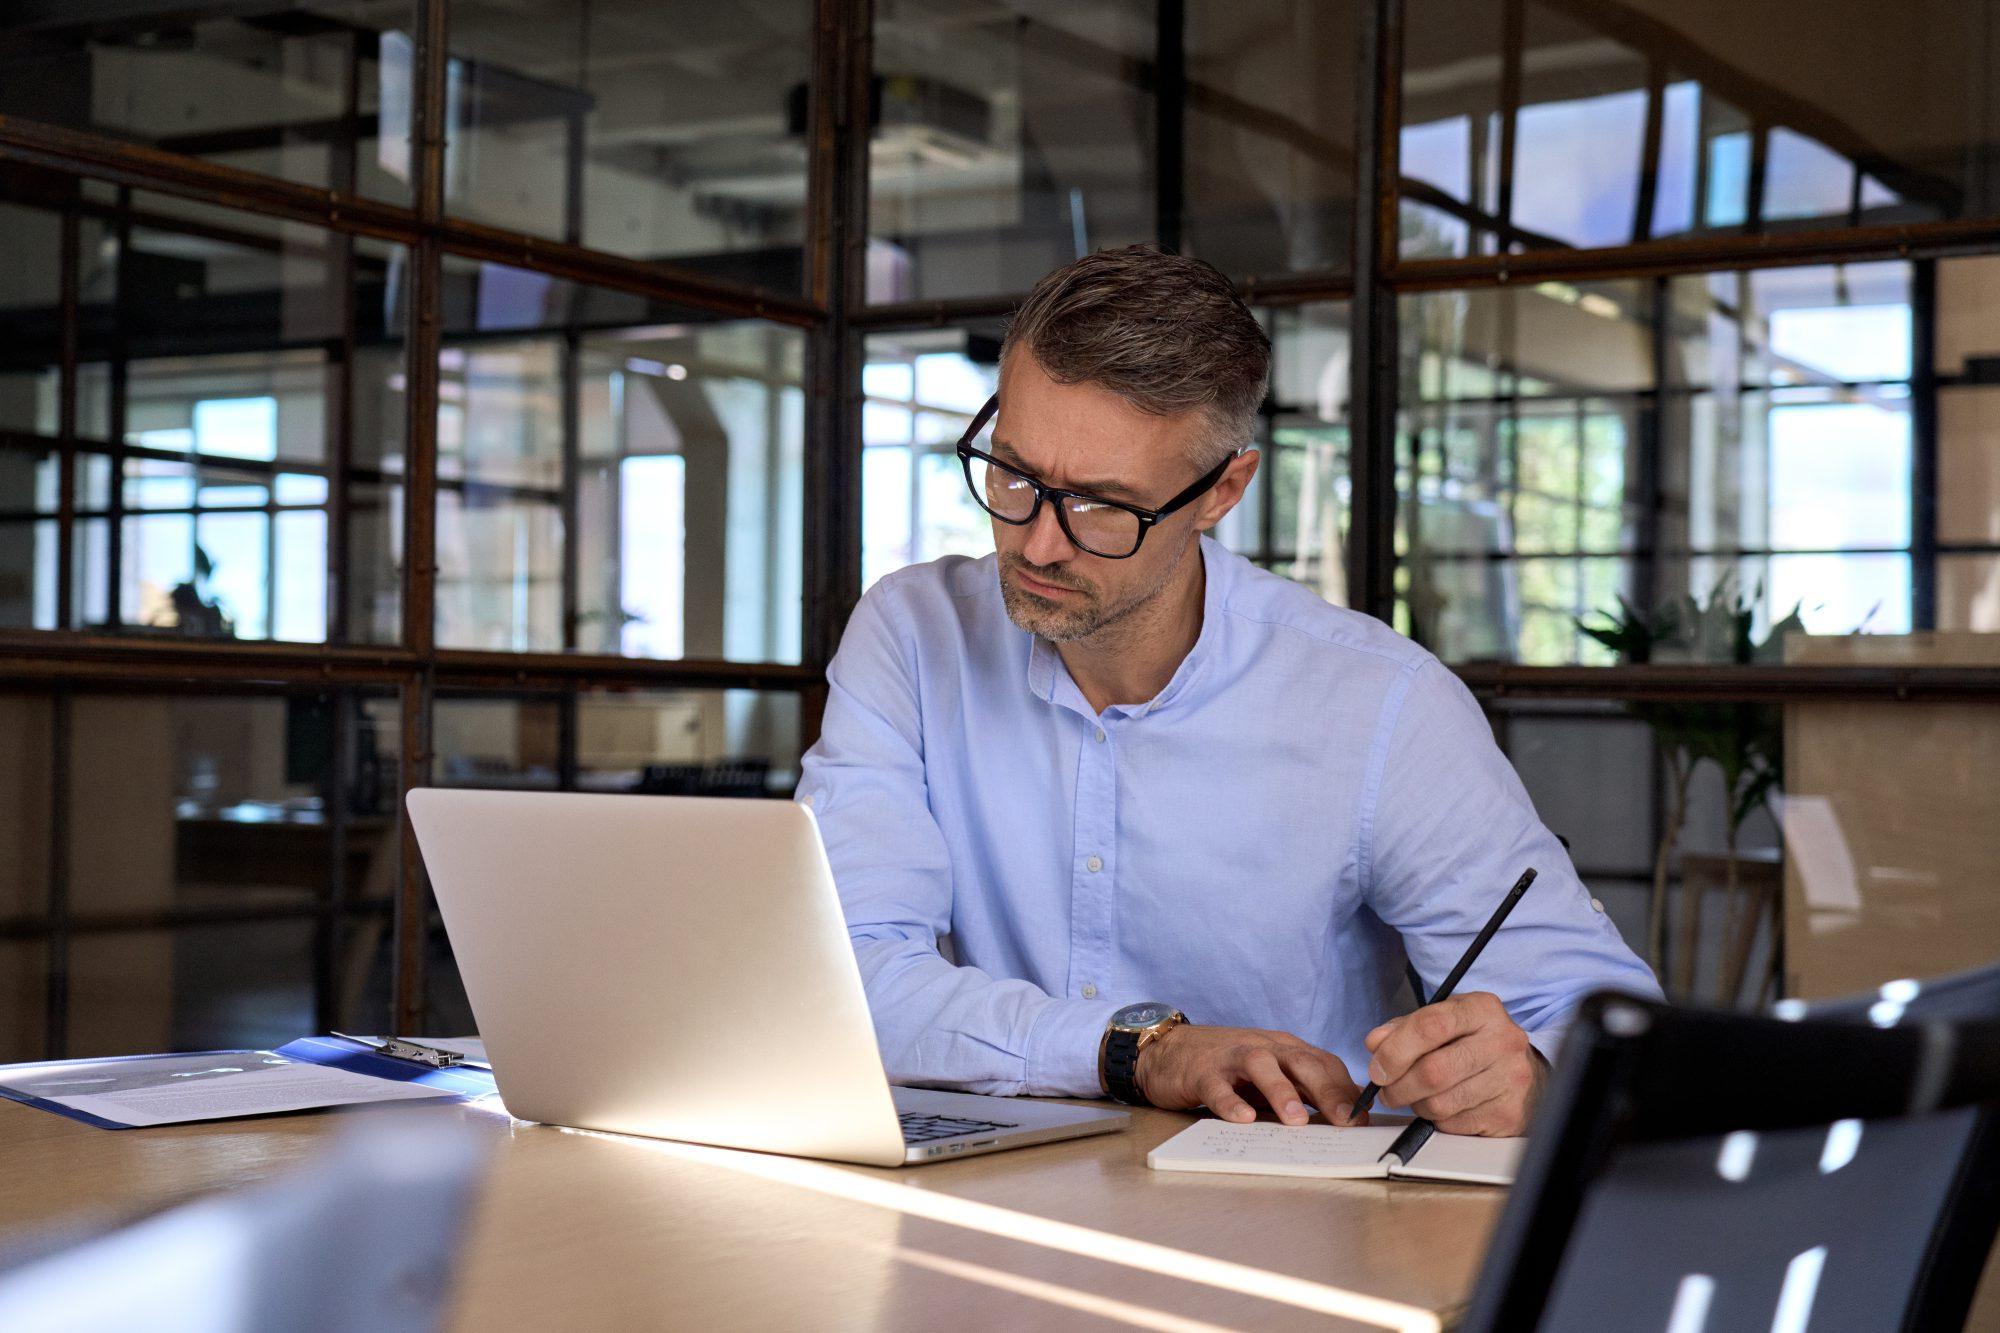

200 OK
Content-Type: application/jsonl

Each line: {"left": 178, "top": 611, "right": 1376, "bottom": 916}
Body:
{"left": 1590, "top": 897, "right": 1605, "bottom": 913}
{"left": 1086, "top": 855, "right": 1103, "bottom": 873}
{"left": 800, "top": 794, "right": 814, "bottom": 809}
{"left": 1094, "top": 728, "right": 1106, "bottom": 743}
{"left": 1082, "top": 983, "right": 1098, "bottom": 999}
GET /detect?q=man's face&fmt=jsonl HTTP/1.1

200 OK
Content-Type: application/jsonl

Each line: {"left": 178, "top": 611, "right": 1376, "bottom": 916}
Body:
{"left": 986, "top": 353, "right": 1256, "bottom": 644}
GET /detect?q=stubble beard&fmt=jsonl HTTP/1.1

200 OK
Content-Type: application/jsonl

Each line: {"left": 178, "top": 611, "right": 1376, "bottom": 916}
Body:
{"left": 997, "top": 551, "right": 1170, "bottom": 645}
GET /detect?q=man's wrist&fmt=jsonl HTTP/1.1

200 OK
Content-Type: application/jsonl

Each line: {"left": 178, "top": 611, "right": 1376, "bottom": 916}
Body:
{"left": 1099, "top": 1003, "right": 1186, "bottom": 1105}
{"left": 1132, "top": 1022, "right": 1182, "bottom": 1101}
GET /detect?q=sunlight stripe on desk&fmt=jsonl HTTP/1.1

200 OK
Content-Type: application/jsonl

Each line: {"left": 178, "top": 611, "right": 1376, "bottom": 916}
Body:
{"left": 563, "top": 1128, "right": 1444, "bottom": 1333}
{"left": 895, "top": 1248, "right": 1237, "bottom": 1333}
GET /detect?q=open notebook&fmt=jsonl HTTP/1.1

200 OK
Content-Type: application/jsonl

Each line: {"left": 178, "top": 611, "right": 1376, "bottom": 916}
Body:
{"left": 1147, "top": 1118, "right": 1524, "bottom": 1185}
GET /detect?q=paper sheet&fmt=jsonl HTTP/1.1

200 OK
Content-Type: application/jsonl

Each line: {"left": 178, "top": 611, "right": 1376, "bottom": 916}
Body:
{"left": 1147, "top": 1120, "right": 1403, "bottom": 1178}
{"left": 1147, "top": 1118, "right": 1522, "bottom": 1185}
{"left": 0, "top": 1051, "right": 456, "bottom": 1128}
{"left": 1395, "top": 1129, "right": 1524, "bottom": 1184}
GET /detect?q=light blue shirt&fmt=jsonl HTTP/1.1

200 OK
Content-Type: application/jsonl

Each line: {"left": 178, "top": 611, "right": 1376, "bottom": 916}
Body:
{"left": 797, "top": 536, "right": 1661, "bottom": 1098}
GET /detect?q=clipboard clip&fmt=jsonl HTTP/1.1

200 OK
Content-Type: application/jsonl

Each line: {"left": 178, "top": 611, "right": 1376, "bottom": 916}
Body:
{"left": 331, "top": 1032, "right": 466, "bottom": 1069}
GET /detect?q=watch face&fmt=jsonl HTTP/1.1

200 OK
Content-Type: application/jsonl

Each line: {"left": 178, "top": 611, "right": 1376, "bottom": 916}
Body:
{"left": 1118, "top": 1003, "right": 1167, "bottom": 1028}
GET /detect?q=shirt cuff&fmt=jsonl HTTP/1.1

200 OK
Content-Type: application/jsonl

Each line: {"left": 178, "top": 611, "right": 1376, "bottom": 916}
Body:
{"left": 1023, "top": 996, "right": 1124, "bottom": 1097}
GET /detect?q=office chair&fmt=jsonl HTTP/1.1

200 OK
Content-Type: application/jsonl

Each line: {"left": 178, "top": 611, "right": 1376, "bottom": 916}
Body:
{"left": 1458, "top": 992, "right": 2000, "bottom": 1332}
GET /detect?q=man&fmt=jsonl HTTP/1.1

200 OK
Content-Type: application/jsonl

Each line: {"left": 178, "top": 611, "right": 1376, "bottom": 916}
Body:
{"left": 797, "top": 245, "right": 1659, "bottom": 1137}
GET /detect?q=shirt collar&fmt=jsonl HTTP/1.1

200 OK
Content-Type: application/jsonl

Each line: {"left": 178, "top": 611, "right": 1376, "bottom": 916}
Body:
{"left": 1021, "top": 535, "right": 1232, "bottom": 716}
{"left": 1027, "top": 629, "right": 1059, "bottom": 701}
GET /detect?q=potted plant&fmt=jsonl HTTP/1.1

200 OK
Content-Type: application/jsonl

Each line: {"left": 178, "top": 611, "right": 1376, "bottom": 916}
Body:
{"left": 1577, "top": 578, "right": 1802, "bottom": 999}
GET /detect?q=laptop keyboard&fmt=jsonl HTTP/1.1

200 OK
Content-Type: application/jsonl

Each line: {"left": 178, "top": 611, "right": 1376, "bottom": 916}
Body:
{"left": 898, "top": 1111, "right": 1021, "bottom": 1144}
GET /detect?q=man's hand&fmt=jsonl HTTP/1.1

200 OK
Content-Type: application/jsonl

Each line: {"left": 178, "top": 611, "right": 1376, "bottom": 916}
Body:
{"left": 1135, "top": 1024, "right": 1366, "bottom": 1127}
{"left": 1354, "top": 992, "right": 1545, "bottom": 1136}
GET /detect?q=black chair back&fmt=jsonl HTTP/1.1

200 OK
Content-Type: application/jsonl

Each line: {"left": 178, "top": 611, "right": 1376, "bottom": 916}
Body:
{"left": 1460, "top": 991, "right": 2000, "bottom": 1332}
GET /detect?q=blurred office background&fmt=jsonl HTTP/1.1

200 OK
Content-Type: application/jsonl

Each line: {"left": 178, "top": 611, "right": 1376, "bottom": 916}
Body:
{"left": 0, "top": 0, "right": 1996, "bottom": 1060}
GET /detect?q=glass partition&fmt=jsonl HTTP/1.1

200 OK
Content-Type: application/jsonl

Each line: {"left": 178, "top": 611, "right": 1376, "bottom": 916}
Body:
{"left": 437, "top": 260, "right": 805, "bottom": 661}
{"left": 0, "top": 4, "right": 417, "bottom": 203}
{"left": 434, "top": 687, "right": 802, "bottom": 795}
{"left": 444, "top": 0, "right": 812, "bottom": 292}
{"left": 63, "top": 204, "right": 409, "bottom": 644}
{"left": 1400, "top": 0, "right": 2000, "bottom": 260}
{"left": 1396, "top": 261, "right": 1963, "bottom": 663}
{"left": 868, "top": 0, "right": 1157, "bottom": 302}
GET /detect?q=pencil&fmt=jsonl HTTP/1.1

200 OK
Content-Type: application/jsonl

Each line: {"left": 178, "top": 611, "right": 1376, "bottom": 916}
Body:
{"left": 1350, "top": 867, "right": 1538, "bottom": 1119}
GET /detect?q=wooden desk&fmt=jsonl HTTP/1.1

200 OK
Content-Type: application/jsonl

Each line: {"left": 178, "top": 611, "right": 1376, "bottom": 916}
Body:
{"left": 0, "top": 1096, "right": 1504, "bottom": 1331}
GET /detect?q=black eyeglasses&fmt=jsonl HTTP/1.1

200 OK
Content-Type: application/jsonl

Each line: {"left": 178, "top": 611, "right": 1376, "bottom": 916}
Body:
{"left": 954, "top": 394, "right": 1241, "bottom": 560}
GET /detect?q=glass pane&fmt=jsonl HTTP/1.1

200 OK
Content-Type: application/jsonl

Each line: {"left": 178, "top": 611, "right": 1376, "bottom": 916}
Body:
{"left": 350, "top": 340, "right": 408, "bottom": 646}
{"left": 1939, "top": 388, "right": 2000, "bottom": 546}
{"left": 1939, "top": 555, "right": 2000, "bottom": 633}
{"left": 0, "top": 6, "right": 417, "bottom": 204}
{"left": 1693, "top": 555, "right": 1912, "bottom": 637}
{"left": 113, "top": 227, "right": 337, "bottom": 369}
{"left": 0, "top": 202, "right": 63, "bottom": 631}
{"left": 443, "top": 0, "right": 811, "bottom": 291}
{"left": 1404, "top": 281, "right": 1654, "bottom": 400}
{"left": 0, "top": 694, "right": 53, "bottom": 921}
{"left": 59, "top": 691, "right": 398, "bottom": 1053}
{"left": 73, "top": 517, "right": 110, "bottom": 629}
{"left": 860, "top": 327, "right": 1001, "bottom": 588}
{"left": 1183, "top": 1, "right": 1361, "bottom": 278}
{"left": 1400, "top": 263, "right": 1935, "bottom": 663}
{"left": 0, "top": 452, "right": 61, "bottom": 631}
{"left": 1935, "top": 254, "right": 2000, "bottom": 377}
{"left": 0, "top": 203, "right": 62, "bottom": 438}
{"left": 1397, "top": 0, "right": 1503, "bottom": 260}
{"left": 1670, "top": 264, "right": 1912, "bottom": 391}
{"left": 1491, "top": 698, "right": 1793, "bottom": 1006}
{"left": 1242, "top": 302, "right": 1355, "bottom": 603}
{"left": 445, "top": 339, "right": 561, "bottom": 490}
{"left": 1401, "top": 0, "right": 1999, "bottom": 259}
{"left": 435, "top": 696, "right": 561, "bottom": 788}
{"left": 66, "top": 210, "right": 407, "bottom": 645}
{"left": 438, "top": 256, "right": 751, "bottom": 344}
{"left": 434, "top": 688, "right": 803, "bottom": 795}
{"left": 439, "top": 276, "right": 805, "bottom": 662}
{"left": 435, "top": 490, "right": 563, "bottom": 651}
{"left": 869, "top": 0, "right": 1156, "bottom": 302}
{"left": 0, "top": 942, "right": 46, "bottom": 1064}
{"left": 68, "top": 922, "right": 315, "bottom": 1056}
{"left": 196, "top": 510, "right": 272, "bottom": 639}
{"left": 580, "top": 689, "right": 803, "bottom": 796}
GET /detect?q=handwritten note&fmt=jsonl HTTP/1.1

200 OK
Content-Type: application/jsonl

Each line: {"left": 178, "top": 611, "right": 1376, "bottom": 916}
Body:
{"left": 1147, "top": 1120, "right": 1404, "bottom": 1178}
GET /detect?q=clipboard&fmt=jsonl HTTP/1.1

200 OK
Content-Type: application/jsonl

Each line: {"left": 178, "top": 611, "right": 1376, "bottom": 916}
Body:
{"left": 0, "top": 1035, "right": 498, "bottom": 1130}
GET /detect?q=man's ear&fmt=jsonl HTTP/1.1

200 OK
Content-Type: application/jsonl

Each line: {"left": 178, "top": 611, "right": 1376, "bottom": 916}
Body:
{"left": 1194, "top": 449, "right": 1260, "bottom": 533}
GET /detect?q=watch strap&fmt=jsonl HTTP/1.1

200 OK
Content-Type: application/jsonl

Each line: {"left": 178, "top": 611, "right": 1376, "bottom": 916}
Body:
{"left": 1104, "top": 1026, "right": 1148, "bottom": 1106}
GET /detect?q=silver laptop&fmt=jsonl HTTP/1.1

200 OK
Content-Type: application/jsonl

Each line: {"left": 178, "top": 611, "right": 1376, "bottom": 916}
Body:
{"left": 406, "top": 789, "right": 1127, "bottom": 1166}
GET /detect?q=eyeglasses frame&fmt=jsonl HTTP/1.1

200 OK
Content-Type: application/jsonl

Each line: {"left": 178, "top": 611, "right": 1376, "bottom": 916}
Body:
{"left": 952, "top": 393, "right": 1245, "bottom": 560}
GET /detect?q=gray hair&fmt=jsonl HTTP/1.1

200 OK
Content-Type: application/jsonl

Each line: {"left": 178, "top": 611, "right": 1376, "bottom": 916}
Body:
{"left": 999, "top": 244, "right": 1270, "bottom": 469}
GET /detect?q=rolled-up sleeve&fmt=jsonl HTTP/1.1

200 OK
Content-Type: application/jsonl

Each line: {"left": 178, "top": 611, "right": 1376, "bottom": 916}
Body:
{"left": 797, "top": 583, "right": 1118, "bottom": 1096}
{"left": 1361, "top": 659, "right": 1663, "bottom": 1060}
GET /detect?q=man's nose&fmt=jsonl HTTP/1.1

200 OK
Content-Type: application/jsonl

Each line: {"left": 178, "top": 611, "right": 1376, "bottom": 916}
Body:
{"left": 1021, "top": 500, "right": 1077, "bottom": 566}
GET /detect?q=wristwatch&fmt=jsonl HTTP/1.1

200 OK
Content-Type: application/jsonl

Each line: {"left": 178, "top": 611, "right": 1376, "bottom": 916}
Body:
{"left": 1099, "top": 1002, "right": 1187, "bottom": 1106}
